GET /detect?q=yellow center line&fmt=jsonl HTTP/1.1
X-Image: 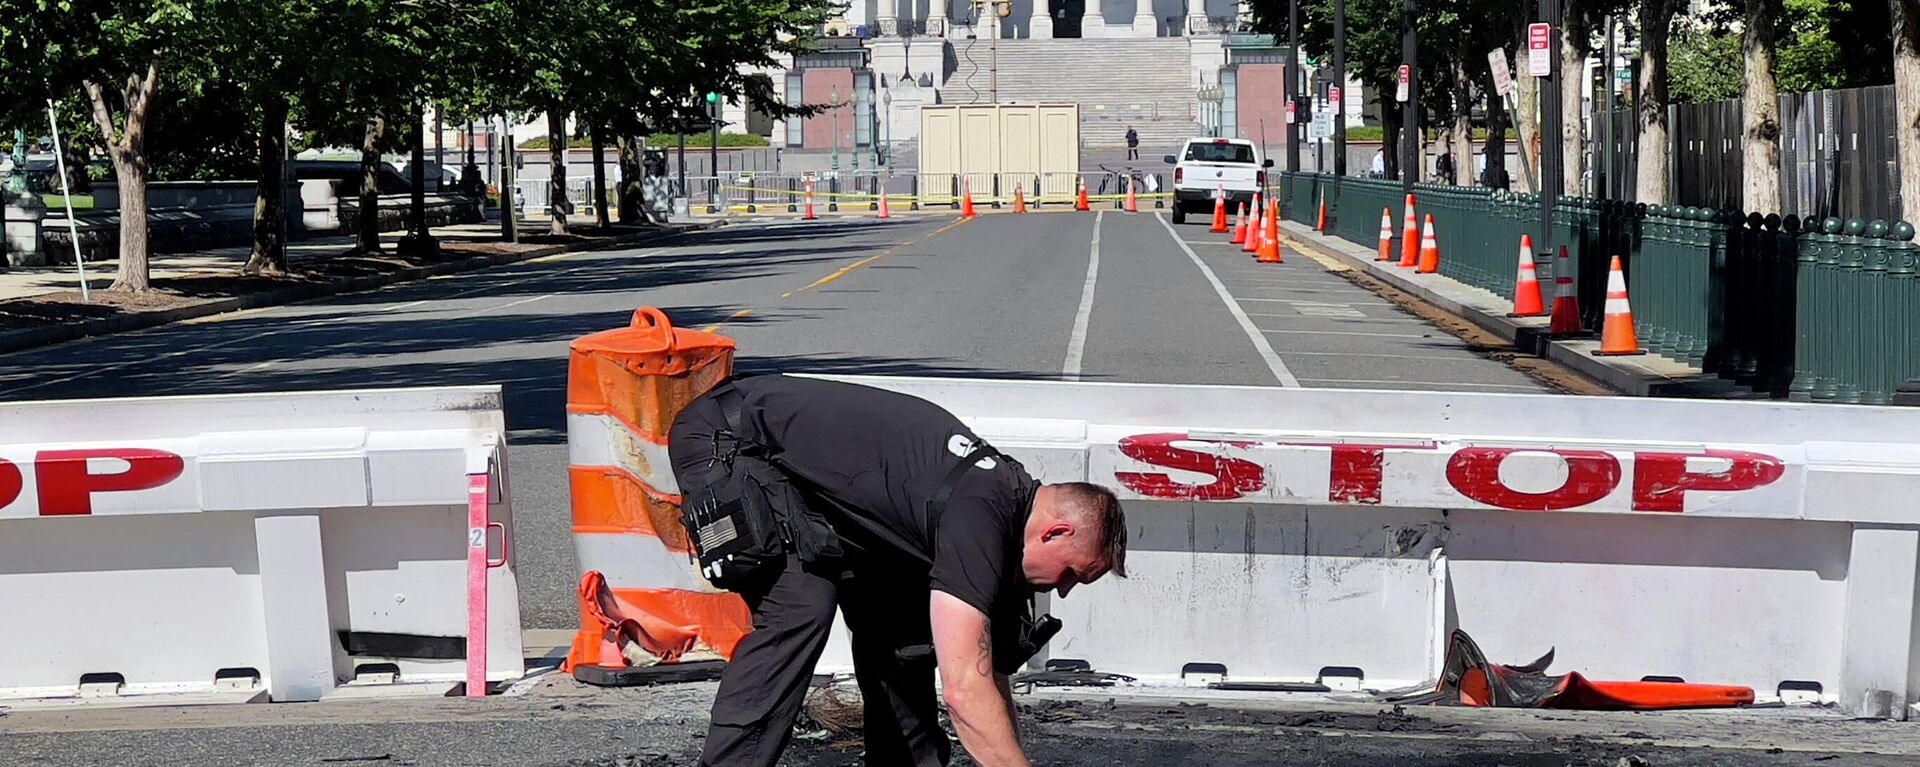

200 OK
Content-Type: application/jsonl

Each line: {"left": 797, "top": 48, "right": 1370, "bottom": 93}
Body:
{"left": 781, "top": 216, "right": 972, "bottom": 299}
{"left": 701, "top": 308, "right": 755, "bottom": 335}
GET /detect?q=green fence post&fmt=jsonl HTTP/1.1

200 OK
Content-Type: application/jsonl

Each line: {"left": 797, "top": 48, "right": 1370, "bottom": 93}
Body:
{"left": 1861, "top": 220, "right": 1893, "bottom": 405}
{"left": 1891, "top": 222, "right": 1919, "bottom": 396}
{"left": 1810, "top": 218, "right": 1846, "bottom": 401}
{"left": 1787, "top": 217, "right": 1822, "bottom": 401}
{"left": 1833, "top": 219, "right": 1868, "bottom": 403}
{"left": 1759, "top": 215, "right": 1798, "bottom": 395}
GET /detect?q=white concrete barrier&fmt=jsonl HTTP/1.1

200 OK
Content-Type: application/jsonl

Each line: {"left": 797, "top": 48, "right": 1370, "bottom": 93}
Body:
{"left": 815, "top": 375, "right": 1920, "bottom": 718}
{"left": 0, "top": 387, "right": 522, "bottom": 704}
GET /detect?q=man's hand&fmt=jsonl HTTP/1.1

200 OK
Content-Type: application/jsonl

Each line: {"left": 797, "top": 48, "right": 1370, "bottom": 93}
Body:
{"left": 931, "top": 591, "right": 1030, "bottom": 767}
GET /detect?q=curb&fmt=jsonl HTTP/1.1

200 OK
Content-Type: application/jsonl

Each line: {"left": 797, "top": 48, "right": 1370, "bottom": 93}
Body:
{"left": 1276, "top": 220, "right": 1754, "bottom": 399}
{"left": 0, "top": 222, "right": 722, "bottom": 356}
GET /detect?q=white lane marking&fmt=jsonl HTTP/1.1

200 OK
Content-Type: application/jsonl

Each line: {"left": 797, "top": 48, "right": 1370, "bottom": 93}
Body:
{"left": 1154, "top": 213, "right": 1300, "bottom": 387}
{"left": 1300, "top": 378, "right": 1545, "bottom": 391}
{"left": 1062, "top": 212, "right": 1103, "bottom": 380}
{"left": 473, "top": 294, "right": 554, "bottom": 315}
{"left": 380, "top": 299, "right": 431, "bottom": 312}
{"left": 1261, "top": 329, "right": 1429, "bottom": 338}
{"left": 1245, "top": 311, "right": 1424, "bottom": 324}
{"left": 1295, "top": 305, "right": 1366, "bottom": 318}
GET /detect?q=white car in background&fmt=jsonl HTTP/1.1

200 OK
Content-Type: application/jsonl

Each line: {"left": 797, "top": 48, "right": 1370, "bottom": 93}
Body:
{"left": 1165, "top": 137, "right": 1272, "bottom": 224}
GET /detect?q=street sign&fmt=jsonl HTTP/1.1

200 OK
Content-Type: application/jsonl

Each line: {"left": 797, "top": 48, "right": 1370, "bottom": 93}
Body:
{"left": 1488, "top": 49, "right": 1515, "bottom": 97}
{"left": 1286, "top": 100, "right": 1297, "bottom": 123}
{"left": 1310, "top": 111, "right": 1334, "bottom": 142}
{"left": 1396, "top": 65, "right": 1410, "bottom": 102}
{"left": 1528, "top": 23, "right": 1552, "bottom": 77}
{"left": 1329, "top": 86, "right": 1343, "bottom": 113}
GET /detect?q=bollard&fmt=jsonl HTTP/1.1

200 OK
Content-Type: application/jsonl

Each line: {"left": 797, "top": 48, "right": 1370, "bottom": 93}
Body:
{"left": 1859, "top": 221, "right": 1893, "bottom": 404}
{"left": 1757, "top": 215, "right": 1798, "bottom": 395}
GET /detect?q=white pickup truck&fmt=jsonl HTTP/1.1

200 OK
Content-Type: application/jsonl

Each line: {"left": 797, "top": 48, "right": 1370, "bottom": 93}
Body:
{"left": 1164, "top": 137, "right": 1273, "bottom": 224}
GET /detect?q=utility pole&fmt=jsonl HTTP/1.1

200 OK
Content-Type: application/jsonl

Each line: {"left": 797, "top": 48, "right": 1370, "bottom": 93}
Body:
{"left": 1401, "top": 0, "right": 1419, "bottom": 193}
{"left": 1602, "top": 15, "right": 1616, "bottom": 200}
{"left": 1287, "top": 0, "right": 1301, "bottom": 173}
{"left": 1334, "top": 0, "right": 1347, "bottom": 177}
{"left": 1540, "top": 0, "right": 1563, "bottom": 259}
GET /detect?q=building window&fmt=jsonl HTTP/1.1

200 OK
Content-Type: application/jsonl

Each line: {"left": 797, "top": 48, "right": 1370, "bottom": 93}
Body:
{"left": 786, "top": 73, "right": 805, "bottom": 147}
{"left": 1221, "top": 68, "right": 1239, "bottom": 141}
{"left": 854, "top": 71, "right": 873, "bottom": 147}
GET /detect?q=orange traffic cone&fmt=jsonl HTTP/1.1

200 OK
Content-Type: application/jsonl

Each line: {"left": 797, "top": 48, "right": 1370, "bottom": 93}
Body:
{"left": 1014, "top": 186, "right": 1028, "bottom": 214}
{"left": 1076, "top": 179, "right": 1090, "bottom": 211}
{"left": 1508, "top": 235, "right": 1546, "bottom": 317}
{"left": 1125, "top": 177, "right": 1139, "bottom": 213}
{"left": 1400, "top": 193, "right": 1419, "bottom": 267}
{"left": 1231, "top": 202, "right": 1249, "bottom": 244}
{"left": 1243, "top": 201, "right": 1263, "bottom": 254}
{"left": 1256, "top": 201, "right": 1283, "bottom": 263}
{"left": 877, "top": 191, "right": 891, "bottom": 219}
{"left": 1376, "top": 208, "right": 1394, "bottom": 262}
{"left": 804, "top": 180, "right": 817, "bottom": 220}
{"left": 1210, "top": 186, "right": 1229, "bottom": 233}
{"left": 1416, "top": 215, "right": 1440, "bottom": 273}
{"left": 1548, "top": 245, "right": 1584, "bottom": 335}
{"left": 1315, "top": 188, "right": 1328, "bottom": 233}
{"left": 962, "top": 180, "right": 976, "bottom": 219}
{"left": 1593, "top": 255, "right": 1644, "bottom": 355}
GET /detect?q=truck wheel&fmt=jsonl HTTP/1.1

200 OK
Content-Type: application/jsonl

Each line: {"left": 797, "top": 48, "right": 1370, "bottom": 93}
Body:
{"left": 1171, "top": 205, "right": 1186, "bottom": 224}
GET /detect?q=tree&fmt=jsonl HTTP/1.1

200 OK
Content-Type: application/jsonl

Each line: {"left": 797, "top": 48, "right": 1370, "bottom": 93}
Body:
{"left": 1635, "top": 0, "right": 1682, "bottom": 203}
{"left": 1669, "top": 24, "right": 1743, "bottom": 102}
{"left": 1892, "top": 0, "right": 1920, "bottom": 224}
{"left": 1743, "top": 0, "right": 1784, "bottom": 213}
{"left": 0, "top": 0, "right": 218, "bottom": 291}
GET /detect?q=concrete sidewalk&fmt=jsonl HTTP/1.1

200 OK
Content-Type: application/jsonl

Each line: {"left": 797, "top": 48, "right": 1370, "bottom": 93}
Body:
{"left": 1277, "top": 219, "right": 1753, "bottom": 398}
{"left": 0, "top": 222, "right": 522, "bottom": 302}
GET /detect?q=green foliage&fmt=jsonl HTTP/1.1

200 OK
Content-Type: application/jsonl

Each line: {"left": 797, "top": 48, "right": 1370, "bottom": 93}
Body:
{"left": 1668, "top": 26, "right": 1744, "bottom": 103}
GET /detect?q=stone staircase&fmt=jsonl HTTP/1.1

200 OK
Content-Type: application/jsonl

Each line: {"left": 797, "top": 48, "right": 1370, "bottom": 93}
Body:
{"left": 943, "top": 38, "right": 1197, "bottom": 148}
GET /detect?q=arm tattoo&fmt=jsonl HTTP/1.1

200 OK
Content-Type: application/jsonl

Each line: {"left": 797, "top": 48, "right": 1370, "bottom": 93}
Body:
{"left": 975, "top": 623, "right": 993, "bottom": 677}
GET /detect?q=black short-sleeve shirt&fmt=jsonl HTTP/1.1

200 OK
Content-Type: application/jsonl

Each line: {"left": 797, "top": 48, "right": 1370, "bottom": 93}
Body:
{"left": 725, "top": 374, "right": 1037, "bottom": 615}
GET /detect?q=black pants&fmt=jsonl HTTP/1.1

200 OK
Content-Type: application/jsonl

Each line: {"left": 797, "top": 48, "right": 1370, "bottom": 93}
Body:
{"left": 670, "top": 394, "right": 952, "bottom": 767}
{"left": 1127, "top": 146, "right": 1139, "bottom": 160}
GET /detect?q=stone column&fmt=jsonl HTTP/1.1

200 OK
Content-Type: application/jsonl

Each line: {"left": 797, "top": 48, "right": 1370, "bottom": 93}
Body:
{"left": 1185, "top": 0, "right": 1208, "bottom": 35}
{"left": 930, "top": 0, "right": 949, "bottom": 36}
{"left": 1082, "top": 0, "right": 1106, "bottom": 37}
{"left": 1031, "top": 0, "right": 1054, "bottom": 38}
{"left": 1131, "top": 0, "right": 1158, "bottom": 37}
{"left": 875, "top": 0, "right": 897, "bottom": 35}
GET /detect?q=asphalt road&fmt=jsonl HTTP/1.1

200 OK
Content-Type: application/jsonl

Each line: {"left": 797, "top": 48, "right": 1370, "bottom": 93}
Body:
{"left": 0, "top": 208, "right": 1551, "bottom": 632}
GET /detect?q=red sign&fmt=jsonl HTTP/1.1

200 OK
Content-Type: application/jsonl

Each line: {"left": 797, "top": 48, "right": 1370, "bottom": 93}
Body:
{"left": 1329, "top": 86, "right": 1342, "bottom": 114}
{"left": 1395, "top": 65, "right": 1410, "bottom": 102}
{"left": 0, "top": 448, "right": 185, "bottom": 516}
{"left": 1111, "top": 434, "right": 1785, "bottom": 513}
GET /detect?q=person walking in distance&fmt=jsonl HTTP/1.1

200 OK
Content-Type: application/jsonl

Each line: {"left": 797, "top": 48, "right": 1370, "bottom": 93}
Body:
{"left": 1125, "top": 125, "right": 1139, "bottom": 161}
{"left": 669, "top": 373, "right": 1130, "bottom": 767}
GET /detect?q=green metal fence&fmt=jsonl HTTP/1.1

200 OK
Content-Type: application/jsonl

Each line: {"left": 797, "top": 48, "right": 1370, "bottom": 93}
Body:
{"left": 1278, "top": 172, "right": 1920, "bottom": 404}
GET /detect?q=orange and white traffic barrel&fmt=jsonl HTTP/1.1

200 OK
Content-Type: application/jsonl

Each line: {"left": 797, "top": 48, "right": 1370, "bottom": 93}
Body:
{"left": 562, "top": 307, "right": 751, "bottom": 685}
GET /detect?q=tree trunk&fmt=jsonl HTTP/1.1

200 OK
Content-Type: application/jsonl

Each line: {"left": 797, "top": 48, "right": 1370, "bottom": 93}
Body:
{"left": 1513, "top": 40, "right": 1540, "bottom": 192}
{"left": 590, "top": 122, "right": 610, "bottom": 229}
{"left": 1894, "top": 0, "right": 1920, "bottom": 225}
{"left": 617, "top": 133, "right": 644, "bottom": 224}
{"left": 1561, "top": 9, "right": 1588, "bottom": 196}
{"left": 359, "top": 115, "right": 385, "bottom": 253}
{"left": 1636, "top": 0, "right": 1678, "bottom": 205}
{"left": 244, "top": 91, "right": 289, "bottom": 275}
{"left": 547, "top": 108, "right": 569, "bottom": 236}
{"left": 82, "top": 67, "right": 159, "bottom": 292}
{"left": 1742, "top": 0, "right": 1783, "bottom": 213}
{"left": 1452, "top": 57, "right": 1474, "bottom": 186}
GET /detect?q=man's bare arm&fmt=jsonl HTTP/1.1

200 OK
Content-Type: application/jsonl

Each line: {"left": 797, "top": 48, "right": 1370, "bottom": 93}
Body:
{"left": 931, "top": 591, "right": 1030, "bottom": 767}
{"left": 995, "top": 672, "right": 1022, "bottom": 745}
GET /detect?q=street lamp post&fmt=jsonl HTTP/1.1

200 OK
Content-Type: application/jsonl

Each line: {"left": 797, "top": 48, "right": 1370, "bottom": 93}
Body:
{"left": 831, "top": 86, "right": 841, "bottom": 175}
{"left": 706, "top": 91, "right": 720, "bottom": 212}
